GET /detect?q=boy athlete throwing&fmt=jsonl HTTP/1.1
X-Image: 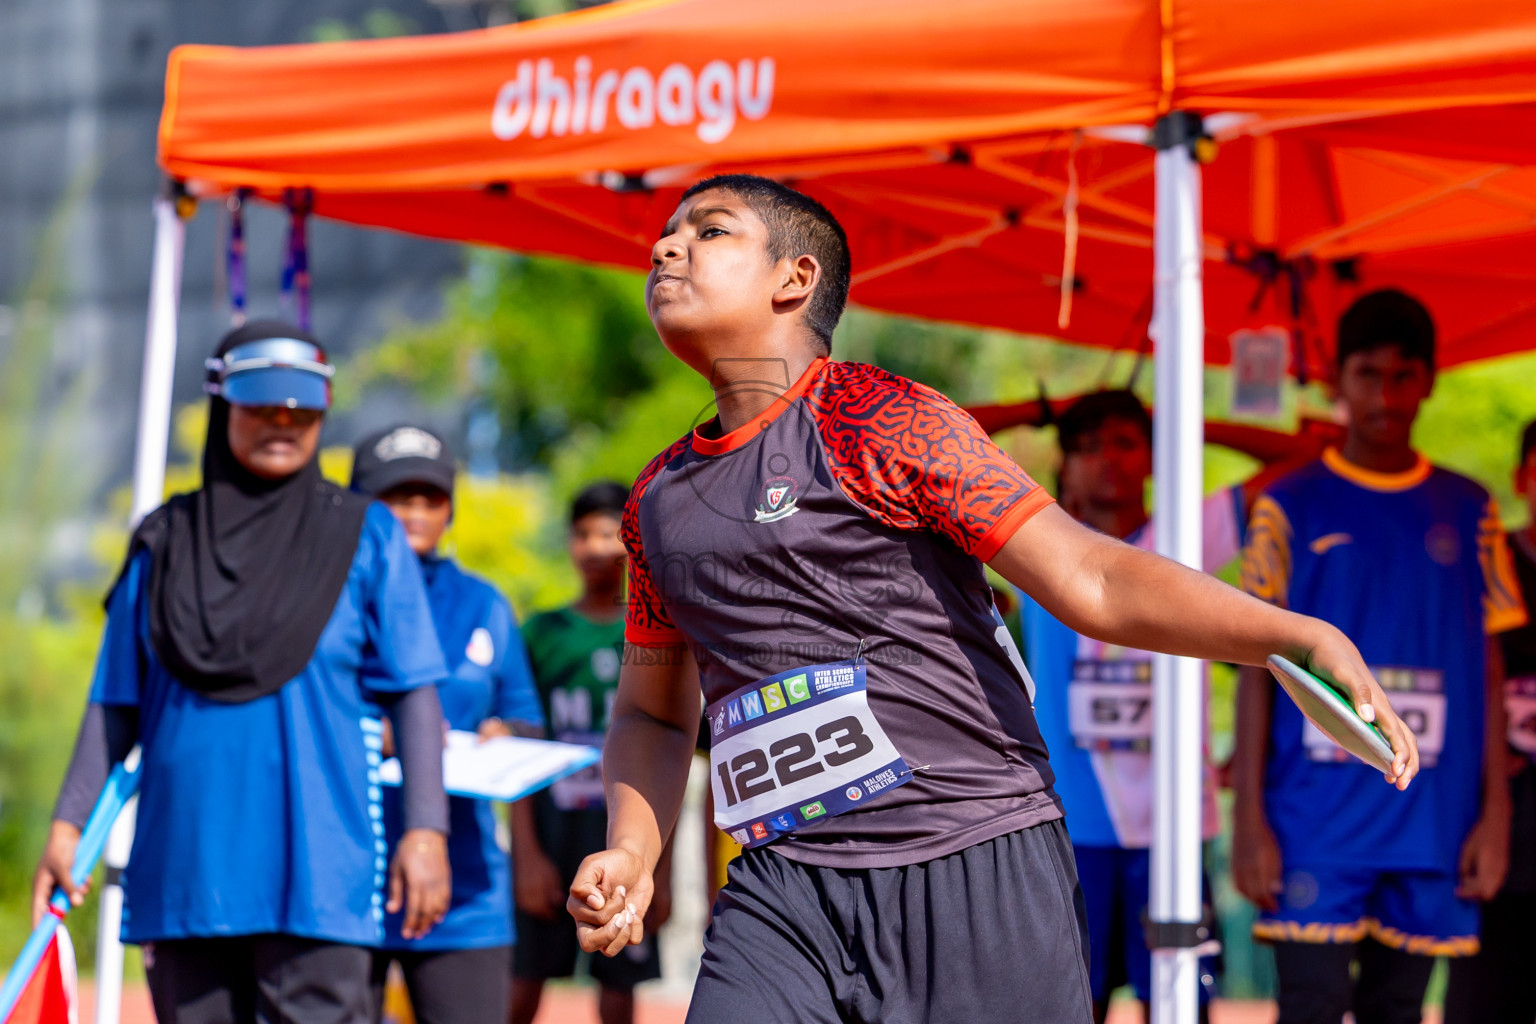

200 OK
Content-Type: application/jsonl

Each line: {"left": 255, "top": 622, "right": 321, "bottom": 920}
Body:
{"left": 568, "top": 175, "right": 1418, "bottom": 1023}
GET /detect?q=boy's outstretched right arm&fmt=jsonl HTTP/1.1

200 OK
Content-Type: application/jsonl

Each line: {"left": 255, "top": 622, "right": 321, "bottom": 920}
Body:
{"left": 991, "top": 502, "right": 1420, "bottom": 787}
{"left": 568, "top": 645, "right": 700, "bottom": 957}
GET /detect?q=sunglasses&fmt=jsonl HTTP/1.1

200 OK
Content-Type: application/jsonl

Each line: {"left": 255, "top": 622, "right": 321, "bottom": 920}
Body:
{"left": 234, "top": 404, "right": 325, "bottom": 427}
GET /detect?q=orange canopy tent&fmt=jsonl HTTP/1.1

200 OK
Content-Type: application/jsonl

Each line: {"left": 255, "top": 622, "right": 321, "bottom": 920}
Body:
{"left": 155, "top": 0, "right": 1536, "bottom": 369}
{"left": 115, "top": 6, "right": 1536, "bottom": 1024}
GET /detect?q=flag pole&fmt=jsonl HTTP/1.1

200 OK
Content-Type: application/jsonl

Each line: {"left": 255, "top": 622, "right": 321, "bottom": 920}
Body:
{"left": 0, "top": 754, "right": 142, "bottom": 1024}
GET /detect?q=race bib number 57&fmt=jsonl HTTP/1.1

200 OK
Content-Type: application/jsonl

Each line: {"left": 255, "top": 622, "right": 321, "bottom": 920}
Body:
{"left": 1068, "top": 658, "right": 1153, "bottom": 751}
{"left": 706, "top": 660, "right": 909, "bottom": 850}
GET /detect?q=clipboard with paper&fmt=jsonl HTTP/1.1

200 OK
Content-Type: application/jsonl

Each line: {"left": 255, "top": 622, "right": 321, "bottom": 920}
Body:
{"left": 378, "top": 730, "right": 601, "bottom": 802}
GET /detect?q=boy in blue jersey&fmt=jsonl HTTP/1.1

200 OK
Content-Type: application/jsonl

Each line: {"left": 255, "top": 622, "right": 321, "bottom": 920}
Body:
{"left": 1015, "top": 390, "right": 1323, "bottom": 1024}
{"left": 1232, "top": 290, "right": 1527, "bottom": 1024}
{"left": 352, "top": 426, "right": 546, "bottom": 1024}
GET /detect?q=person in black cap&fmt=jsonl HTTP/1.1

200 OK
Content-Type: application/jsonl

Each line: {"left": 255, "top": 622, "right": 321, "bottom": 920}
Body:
{"left": 33, "top": 321, "right": 453, "bottom": 1024}
{"left": 352, "top": 425, "right": 545, "bottom": 1024}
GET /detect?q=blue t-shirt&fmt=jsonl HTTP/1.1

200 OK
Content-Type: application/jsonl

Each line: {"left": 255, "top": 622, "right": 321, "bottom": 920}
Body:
{"left": 96, "top": 503, "right": 448, "bottom": 946}
{"left": 1241, "top": 450, "right": 1528, "bottom": 873}
{"left": 379, "top": 556, "right": 544, "bottom": 951}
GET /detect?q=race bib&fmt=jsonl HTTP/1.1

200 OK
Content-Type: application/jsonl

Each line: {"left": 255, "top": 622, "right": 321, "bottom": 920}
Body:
{"left": 706, "top": 660, "right": 909, "bottom": 850}
{"left": 1507, "top": 675, "right": 1536, "bottom": 755}
{"left": 549, "top": 730, "right": 605, "bottom": 810}
{"left": 1302, "top": 666, "right": 1446, "bottom": 767}
{"left": 1068, "top": 658, "right": 1153, "bottom": 751}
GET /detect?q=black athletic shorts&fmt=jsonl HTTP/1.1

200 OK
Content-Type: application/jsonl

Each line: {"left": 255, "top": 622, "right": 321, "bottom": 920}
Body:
{"left": 687, "top": 818, "right": 1092, "bottom": 1024}
{"left": 368, "top": 946, "right": 509, "bottom": 1024}
{"left": 512, "top": 806, "right": 663, "bottom": 990}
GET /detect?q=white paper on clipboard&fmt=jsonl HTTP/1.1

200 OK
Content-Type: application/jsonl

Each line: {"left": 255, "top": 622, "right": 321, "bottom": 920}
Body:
{"left": 378, "top": 730, "right": 601, "bottom": 802}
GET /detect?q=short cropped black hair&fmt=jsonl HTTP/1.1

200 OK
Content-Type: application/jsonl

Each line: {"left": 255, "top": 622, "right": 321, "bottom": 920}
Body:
{"left": 1336, "top": 289, "right": 1436, "bottom": 372}
{"left": 1520, "top": 419, "right": 1536, "bottom": 465}
{"left": 681, "top": 174, "right": 851, "bottom": 353}
{"left": 1057, "top": 390, "right": 1153, "bottom": 455}
{"left": 570, "top": 480, "right": 630, "bottom": 525}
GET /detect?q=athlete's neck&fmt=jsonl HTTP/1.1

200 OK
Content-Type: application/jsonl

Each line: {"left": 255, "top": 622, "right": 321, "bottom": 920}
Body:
{"left": 709, "top": 347, "right": 820, "bottom": 436}
{"left": 574, "top": 582, "right": 624, "bottom": 624}
{"left": 1076, "top": 500, "right": 1149, "bottom": 542}
{"left": 1339, "top": 433, "right": 1419, "bottom": 474}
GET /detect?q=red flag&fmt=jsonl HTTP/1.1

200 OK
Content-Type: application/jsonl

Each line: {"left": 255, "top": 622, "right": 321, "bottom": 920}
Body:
{"left": 7, "top": 926, "right": 77, "bottom": 1024}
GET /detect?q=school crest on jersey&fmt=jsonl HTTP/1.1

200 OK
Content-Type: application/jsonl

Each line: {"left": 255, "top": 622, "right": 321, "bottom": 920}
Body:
{"left": 754, "top": 476, "right": 800, "bottom": 523}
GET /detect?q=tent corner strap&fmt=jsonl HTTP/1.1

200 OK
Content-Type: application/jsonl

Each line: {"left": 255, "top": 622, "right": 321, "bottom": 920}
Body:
{"left": 1152, "top": 112, "right": 1217, "bottom": 164}
{"left": 1141, "top": 904, "right": 1218, "bottom": 951}
{"left": 162, "top": 176, "right": 197, "bottom": 220}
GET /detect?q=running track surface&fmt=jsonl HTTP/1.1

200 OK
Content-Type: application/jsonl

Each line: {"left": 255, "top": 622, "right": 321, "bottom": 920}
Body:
{"left": 76, "top": 984, "right": 1449, "bottom": 1024}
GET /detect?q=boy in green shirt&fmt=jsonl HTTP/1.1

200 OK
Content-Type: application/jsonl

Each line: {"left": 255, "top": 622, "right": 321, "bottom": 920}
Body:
{"left": 511, "top": 482, "right": 673, "bottom": 1024}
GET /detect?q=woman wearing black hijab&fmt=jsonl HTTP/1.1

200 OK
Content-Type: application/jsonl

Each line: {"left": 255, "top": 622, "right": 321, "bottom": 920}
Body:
{"left": 32, "top": 322, "right": 452, "bottom": 1024}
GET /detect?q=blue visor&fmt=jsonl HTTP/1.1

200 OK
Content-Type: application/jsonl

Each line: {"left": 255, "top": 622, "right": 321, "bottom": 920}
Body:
{"left": 206, "top": 337, "right": 334, "bottom": 410}
{"left": 221, "top": 366, "right": 331, "bottom": 410}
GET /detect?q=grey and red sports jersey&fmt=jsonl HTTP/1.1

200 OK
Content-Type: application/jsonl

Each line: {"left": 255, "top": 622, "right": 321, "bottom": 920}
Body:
{"left": 624, "top": 356, "right": 1063, "bottom": 868}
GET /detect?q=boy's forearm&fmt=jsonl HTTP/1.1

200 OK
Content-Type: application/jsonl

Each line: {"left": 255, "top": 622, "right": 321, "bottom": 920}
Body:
{"left": 603, "top": 706, "right": 697, "bottom": 870}
{"left": 996, "top": 505, "right": 1335, "bottom": 669}
{"left": 1079, "top": 536, "right": 1331, "bottom": 667}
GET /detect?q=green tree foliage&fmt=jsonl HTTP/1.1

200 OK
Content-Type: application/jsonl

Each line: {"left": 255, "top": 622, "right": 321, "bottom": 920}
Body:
{"left": 307, "top": 8, "right": 419, "bottom": 43}
{"left": 349, "top": 251, "right": 707, "bottom": 477}
{"left": 0, "top": 174, "right": 110, "bottom": 968}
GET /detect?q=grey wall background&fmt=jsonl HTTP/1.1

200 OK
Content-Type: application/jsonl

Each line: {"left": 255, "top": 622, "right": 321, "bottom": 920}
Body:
{"left": 0, "top": 0, "right": 542, "bottom": 496}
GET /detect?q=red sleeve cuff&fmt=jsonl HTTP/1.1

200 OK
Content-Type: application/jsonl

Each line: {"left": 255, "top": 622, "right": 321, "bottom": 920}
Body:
{"left": 625, "top": 622, "right": 686, "bottom": 647}
{"left": 972, "top": 488, "right": 1055, "bottom": 562}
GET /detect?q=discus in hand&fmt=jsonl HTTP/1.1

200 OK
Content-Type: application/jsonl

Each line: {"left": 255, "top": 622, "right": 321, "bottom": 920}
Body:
{"left": 1267, "top": 655, "right": 1395, "bottom": 773}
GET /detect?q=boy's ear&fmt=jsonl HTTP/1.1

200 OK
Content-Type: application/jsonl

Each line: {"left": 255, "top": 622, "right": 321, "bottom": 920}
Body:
{"left": 772, "top": 254, "right": 821, "bottom": 310}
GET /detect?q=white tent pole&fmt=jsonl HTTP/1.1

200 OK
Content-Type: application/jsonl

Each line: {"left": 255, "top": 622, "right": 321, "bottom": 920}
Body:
{"left": 1148, "top": 113, "right": 1207, "bottom": 1024}
{"left": 129, "top": 195, "right": 186, "bottom": 524}
{"left": 95, "top": 192, "right": 186, "bottom": 1024}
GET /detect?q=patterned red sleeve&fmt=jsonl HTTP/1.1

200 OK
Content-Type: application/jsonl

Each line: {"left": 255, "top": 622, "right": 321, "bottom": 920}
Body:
{"left": 806, "top": 362, "right": 1054, "bottom": 561}
{"left": 623, "top": 437, "right": 689, "bottom": 647}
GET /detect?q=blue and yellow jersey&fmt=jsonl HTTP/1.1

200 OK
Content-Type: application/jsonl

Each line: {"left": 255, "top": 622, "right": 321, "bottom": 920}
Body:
{"left": 1241, "top": 449, "right": 1527, "bottom": 873}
